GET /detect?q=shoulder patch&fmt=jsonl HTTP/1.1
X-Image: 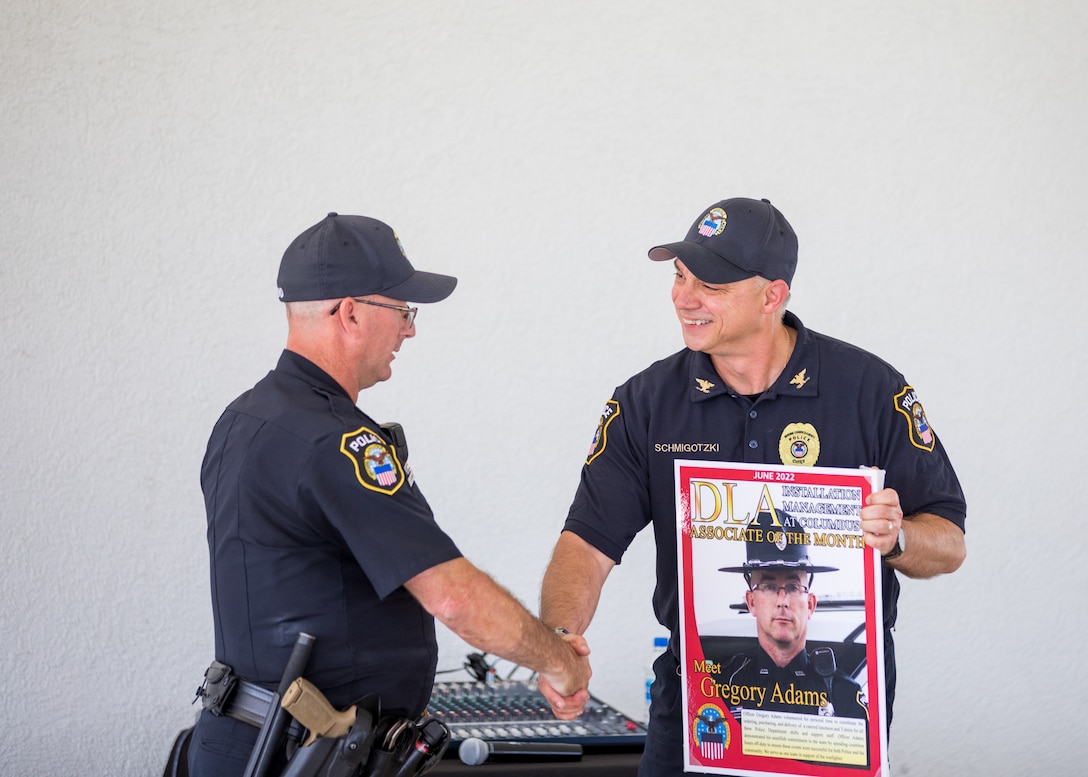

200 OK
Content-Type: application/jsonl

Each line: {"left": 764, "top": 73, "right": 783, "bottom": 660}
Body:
{"left": 893, "top": 386, "right": 936, "bottom": 452}
{"left": 586, "top": 400, "right": 620, "bottom": 466}
{"left": 340, "top": 426, "right": 406, "bottom": 494}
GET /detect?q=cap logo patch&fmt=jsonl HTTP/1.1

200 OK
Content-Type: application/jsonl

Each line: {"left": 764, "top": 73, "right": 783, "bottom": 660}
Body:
{"left": 697, "top": 208, "right": 728, "bottom": 237}
{"left": 340, "top": 426, "right": 406, "bottom": 494}
{"left": 779, "top": 422, "right": 820, "bottom": 466}
{"left": 894, "top": 386, "right": 935, "bottom": 451}
{"left": 586, "top": 400, "right": 620, "bottom": 465}
{"left": 393, "top": 231, "right": 407, "bottom": 258}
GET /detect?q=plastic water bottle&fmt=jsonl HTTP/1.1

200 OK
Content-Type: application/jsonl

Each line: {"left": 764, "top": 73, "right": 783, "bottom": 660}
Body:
{"left": 645, "top": 636, "right": 668, "bottom": 722}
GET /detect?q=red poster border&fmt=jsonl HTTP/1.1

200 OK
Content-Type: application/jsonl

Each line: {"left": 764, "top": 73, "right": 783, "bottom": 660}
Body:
{"left": 675, "top": 461, "right": 889, "bottom": 777}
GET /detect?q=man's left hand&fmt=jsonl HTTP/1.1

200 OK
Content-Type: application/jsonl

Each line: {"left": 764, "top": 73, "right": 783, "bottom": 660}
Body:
{"left": 861, "top": 487, "right": 903, "bottom": 556}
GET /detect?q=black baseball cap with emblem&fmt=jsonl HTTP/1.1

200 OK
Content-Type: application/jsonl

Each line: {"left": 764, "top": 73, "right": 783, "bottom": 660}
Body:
{"left": 648, "top": 197, "right": 798, "bottom": 287}
{"left": 718, "top": 511, "right": 838, "bottom": 575}
{"left": 277, "top": 212, "right": 457, "bottom": 303}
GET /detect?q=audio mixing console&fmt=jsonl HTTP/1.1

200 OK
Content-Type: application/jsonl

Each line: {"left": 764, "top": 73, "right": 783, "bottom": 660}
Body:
{"left": 426, "top": 679, "right": 647, "bottom": 753}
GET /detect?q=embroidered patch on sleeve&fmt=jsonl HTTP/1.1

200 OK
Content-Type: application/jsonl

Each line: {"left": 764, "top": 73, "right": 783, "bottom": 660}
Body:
{"left": 893, "top": 386, "right": 936, "bottom": 452}
{"left": 340, "top": 426, "right": 406, "bottom": 494}
{"left": 586, "top": 400, "right": 620, "bottom": 466}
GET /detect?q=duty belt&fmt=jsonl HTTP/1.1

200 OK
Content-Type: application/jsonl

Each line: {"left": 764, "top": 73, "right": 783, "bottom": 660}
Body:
{"left": 195, "top": 660, "right": 305, "bottom": 742}
{"left": 194, "top": 656, "right": 451, "bottom": 777}
{"left": 225, "top": 679, "right": 306, "bottom": 741}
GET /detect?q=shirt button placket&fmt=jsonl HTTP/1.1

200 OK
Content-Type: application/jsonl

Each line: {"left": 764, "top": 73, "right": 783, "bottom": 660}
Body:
{"left": 745, "top": 408, "right": 759, "bottom": 460}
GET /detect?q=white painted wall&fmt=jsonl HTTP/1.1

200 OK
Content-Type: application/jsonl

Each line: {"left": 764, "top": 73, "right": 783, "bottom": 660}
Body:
{"left": 1, "top": 1, "right": 1084, "bottom": 774}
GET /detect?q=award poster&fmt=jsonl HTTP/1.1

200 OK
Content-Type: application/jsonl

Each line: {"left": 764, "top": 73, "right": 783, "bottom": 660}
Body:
{"left": 675, "top": 461, "right": 889, "bottom": 776}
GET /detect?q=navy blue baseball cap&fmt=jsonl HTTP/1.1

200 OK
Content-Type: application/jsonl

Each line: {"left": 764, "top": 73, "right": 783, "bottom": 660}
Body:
{"left": 648, "top": 198, "right": 798, "bottom": 286}
{"left": 277, "top": 213, "right": 457, "bottom": 303}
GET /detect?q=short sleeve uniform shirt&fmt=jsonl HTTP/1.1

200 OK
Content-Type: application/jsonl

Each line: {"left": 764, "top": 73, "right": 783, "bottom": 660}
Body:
{"left": 202, "top": 350, "right": 462, "bottom": 715}
{"left": 564, "top": 311, "right": 966, "bottom": 651}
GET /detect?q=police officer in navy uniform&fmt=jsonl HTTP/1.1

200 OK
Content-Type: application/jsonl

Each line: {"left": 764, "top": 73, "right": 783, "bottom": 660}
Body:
{"left": 538, "top": 197, "right": 966, "bottom": 775}
{"left": 187, "top": 213, "right": 590, "bottom": 777}
{"left": 715, "top": 511, "right": 868, "bottom": 723}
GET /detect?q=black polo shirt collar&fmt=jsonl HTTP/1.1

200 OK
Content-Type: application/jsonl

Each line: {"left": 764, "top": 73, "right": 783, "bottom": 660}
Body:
{"left": 686, "top": 311, "right": 821, "bottom": 403}
{"left": 276, "top": 349, "right": 353, "bottom": 401}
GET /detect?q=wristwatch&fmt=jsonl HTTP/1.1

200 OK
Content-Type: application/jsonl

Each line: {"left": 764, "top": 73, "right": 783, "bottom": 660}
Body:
{"left": 883, "top": 527, "right": 906, "bottom": 561}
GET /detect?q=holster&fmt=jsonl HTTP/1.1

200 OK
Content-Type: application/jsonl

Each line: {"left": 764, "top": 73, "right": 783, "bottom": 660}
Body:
{"left": 279, "top": 706, "right": 448, "bottom": 777}
{"left": 365, "top": 714, "right": 449, "bottom": 777}
{"left": 279, "top": 707, "right": 377, "bottom": 777}
{"left": 362, "top": 748, "right": 400, "bottom": 777}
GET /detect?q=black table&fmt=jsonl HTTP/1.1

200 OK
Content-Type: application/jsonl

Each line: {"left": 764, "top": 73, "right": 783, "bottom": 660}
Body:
{"left": 428, "top": 751, "right": 642, "bottom": 776}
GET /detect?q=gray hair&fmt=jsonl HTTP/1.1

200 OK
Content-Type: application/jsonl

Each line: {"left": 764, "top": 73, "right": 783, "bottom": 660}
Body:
{"left": 285, "top": 298, "right": 333, "bottom": 323}
{"left": 754, "top": 276, "right": 791, "bottom": 318}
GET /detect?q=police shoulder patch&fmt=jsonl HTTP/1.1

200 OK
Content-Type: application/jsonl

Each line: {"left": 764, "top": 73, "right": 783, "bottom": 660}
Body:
{"left": 586, "top": 400, "right": 620, "bottom": 466}
{"left": 340, "top": 426, "right": 406, "bottom": 494}
{"left": 893, "top": 386, "right": 936, "bottom": 452}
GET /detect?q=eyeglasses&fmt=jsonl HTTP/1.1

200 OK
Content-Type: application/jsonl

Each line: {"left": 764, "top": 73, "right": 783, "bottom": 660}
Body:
{"left": 750, "top": 582, "right": 809, "bottom": 598}
{"left": 329, "top": 298, "right": 417, "bottom": 327}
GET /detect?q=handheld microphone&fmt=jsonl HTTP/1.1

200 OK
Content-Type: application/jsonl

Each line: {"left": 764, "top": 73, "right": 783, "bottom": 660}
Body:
{"left": 458, "top": 737, "right": 583, "bottom": 765}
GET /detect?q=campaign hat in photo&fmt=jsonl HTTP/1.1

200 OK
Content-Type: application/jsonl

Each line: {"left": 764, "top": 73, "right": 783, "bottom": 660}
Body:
{"left": 718, "top": 511, "right": 838, "bottom": 574}
{"left": 648, "top": 197, "right": 798, "bottom": 286}
{"left": 277, "top": 212, "right": 457, "bottom": 303}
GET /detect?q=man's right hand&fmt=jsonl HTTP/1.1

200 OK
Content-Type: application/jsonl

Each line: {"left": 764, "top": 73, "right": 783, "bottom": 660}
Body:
{"left": 405, "top": 557, "right": 594, "bottom": 719}
{"left": 538, "top": 632, "right": 591, "bottom": 720}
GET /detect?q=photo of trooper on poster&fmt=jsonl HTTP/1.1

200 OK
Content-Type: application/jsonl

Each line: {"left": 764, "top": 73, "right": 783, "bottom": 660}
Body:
{"left": 675, "top": 461, "right": 889, "bottom": 777}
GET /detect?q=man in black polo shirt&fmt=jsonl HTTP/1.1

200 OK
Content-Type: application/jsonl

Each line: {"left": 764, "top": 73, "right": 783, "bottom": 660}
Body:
{"left": 539, "top": 197, "right": 966, "bottom": 775}
{"left": 188, "top": 213, "right": 590, "bottom": 777}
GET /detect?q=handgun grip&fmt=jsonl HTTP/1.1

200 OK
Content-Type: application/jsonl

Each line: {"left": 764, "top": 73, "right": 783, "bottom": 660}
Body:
{"left": 281, "top": 677, "right": 357, "bottom": 747}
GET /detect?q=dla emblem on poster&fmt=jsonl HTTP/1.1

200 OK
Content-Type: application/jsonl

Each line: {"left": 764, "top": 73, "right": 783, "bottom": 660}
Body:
{"left": 675, "top": 461, "right": 890, "bottom": 776}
